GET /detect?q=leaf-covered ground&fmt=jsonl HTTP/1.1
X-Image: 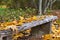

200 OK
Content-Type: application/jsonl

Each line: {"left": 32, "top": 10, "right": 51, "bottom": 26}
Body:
{"left": 43, "top": 10, "right": 60, "bottom": 40}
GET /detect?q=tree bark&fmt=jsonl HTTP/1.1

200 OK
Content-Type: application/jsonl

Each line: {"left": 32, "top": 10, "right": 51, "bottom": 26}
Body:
{"left": 39, "top": 0, "right": 42, "bottom": 15}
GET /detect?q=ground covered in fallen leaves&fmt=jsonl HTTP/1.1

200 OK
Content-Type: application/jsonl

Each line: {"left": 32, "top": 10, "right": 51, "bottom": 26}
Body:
{"left": 43, "top": 10, "right": 60, "bottom": 40}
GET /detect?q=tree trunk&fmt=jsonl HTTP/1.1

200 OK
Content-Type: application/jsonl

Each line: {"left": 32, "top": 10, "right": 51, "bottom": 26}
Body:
{"left": 39, "top": 0, "right": 42, "bottom": 15}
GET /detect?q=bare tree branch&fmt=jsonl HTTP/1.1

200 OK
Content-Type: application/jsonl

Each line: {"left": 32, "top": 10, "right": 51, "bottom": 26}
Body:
{"left": 44, "top": 0, "right": 51, "bottom": 13}
{"left": 44, "top": 0, "right": 57, "bottom": 13}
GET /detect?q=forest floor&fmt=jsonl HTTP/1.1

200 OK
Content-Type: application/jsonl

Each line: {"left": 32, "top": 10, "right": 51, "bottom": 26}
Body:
{"left": 52, "top": 10, "right": 60, "bottom": 26}
{"left": 47, "top": 10, "right": 60, "bottom": 25}
{"left": 52, "top": 10, "right": 60, "bottom": 23}
{"left": 43, "top": 10, "right": 60, "bottom": 40}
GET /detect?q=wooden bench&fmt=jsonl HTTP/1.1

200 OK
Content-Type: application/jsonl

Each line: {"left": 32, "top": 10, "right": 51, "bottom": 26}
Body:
{"left": 0, "top": 16, "right": 57, "bottom": 40}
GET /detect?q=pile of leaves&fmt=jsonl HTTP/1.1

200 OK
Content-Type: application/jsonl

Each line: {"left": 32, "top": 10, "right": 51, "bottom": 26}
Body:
{"left": 43, "top": 21, "right": 60, "bottom": 40}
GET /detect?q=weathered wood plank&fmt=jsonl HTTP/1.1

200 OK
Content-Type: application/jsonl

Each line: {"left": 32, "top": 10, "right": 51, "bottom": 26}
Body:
{"left": 17, "top": 16, "right": 57, "bottom": 31}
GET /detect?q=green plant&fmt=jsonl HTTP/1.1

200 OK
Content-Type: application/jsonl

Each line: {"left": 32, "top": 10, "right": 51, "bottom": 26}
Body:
{"left": 0, "top": 8, "right": 37, "bottom": 22}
